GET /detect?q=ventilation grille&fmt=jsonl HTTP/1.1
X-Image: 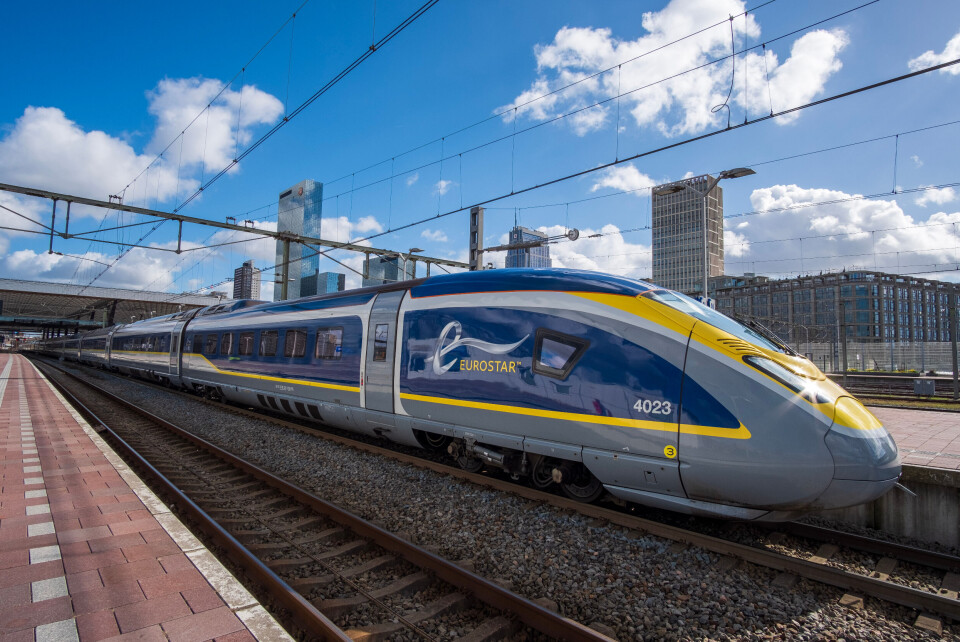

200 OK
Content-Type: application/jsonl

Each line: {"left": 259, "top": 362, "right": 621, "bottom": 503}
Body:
{"left": 717, "top": 338, "right": 762, "bottom": 356}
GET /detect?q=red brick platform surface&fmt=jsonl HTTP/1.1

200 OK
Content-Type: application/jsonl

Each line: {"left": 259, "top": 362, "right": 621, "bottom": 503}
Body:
{"left": 0, "top": 354, "right": 292, "bottom": 642}
{"left": 873, "top": 406, "right": 960, "bottom": 471}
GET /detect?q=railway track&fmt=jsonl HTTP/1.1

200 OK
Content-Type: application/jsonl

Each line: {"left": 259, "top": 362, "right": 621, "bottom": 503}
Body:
{"left": 35, "top": 360, "right": 610, "bottom": 642}
{"left": 35, "top": 357, "right": 960, "bottom": 633}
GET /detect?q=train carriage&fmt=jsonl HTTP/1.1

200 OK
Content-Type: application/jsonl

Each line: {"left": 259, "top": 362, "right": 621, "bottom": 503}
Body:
{"left": 32, "top": 268, "right": 901, "bottom": 520}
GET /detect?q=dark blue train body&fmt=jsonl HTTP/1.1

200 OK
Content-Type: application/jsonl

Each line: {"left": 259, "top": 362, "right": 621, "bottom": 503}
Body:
{"left": 37, "top": 268, "right": 901, "bottom": 519}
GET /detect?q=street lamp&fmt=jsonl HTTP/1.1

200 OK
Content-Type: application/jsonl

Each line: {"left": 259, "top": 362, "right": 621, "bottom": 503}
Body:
{"left": 653, "top": 168, "right": 756, "bottom": 302}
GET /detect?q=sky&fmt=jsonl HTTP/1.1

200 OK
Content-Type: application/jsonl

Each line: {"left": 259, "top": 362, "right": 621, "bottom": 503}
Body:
{"left": 1, "top": 0, "right": 960, "bottom": 300}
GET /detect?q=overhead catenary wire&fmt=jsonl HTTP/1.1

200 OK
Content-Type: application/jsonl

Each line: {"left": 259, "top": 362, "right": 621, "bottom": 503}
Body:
{"left": 165, "top": 57, "right": 960, "bottom": 299}
{"left": 318, "top": 0, "right": 878, "bottom": 206}
{"left": 78, "top": 0, "right": 439, "bottom": 291}
{"left": 321, "top": 0, "right": 784, "bottom": 189}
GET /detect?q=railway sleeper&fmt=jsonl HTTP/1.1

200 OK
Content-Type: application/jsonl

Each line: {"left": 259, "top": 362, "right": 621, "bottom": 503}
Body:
{"left": 456, "top": 616, "right": 517, "bottom": 642}
{"left": 343, "top": 591, "right": 469, "bottom": 641}
{"left": 319, "top": 571, "right": 432, "bottom": 619}
{"left": 248, "top": 527, "right": 346, "bottom": 551}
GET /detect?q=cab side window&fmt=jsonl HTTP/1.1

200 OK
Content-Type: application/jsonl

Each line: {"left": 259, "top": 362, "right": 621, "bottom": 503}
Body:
{"left": 533, "top": 329, "right": 588, "bottom": 380}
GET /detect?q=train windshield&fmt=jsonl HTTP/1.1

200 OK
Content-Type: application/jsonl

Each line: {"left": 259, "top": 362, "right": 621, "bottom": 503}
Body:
{"left": 642, "top": 290, "right": 789, "bottom": 354}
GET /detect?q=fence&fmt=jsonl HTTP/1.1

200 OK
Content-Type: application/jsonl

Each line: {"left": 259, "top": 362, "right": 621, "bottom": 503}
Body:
{"left": 799, "top": 341, "right": 958, "bottom": 374}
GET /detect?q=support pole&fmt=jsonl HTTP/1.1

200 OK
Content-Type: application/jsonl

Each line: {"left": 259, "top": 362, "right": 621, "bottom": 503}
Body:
{"left": 48, "top": 199, "right": 58, "bottom": 254}
{"left": 176, "top": 221, "right": 183, "bottom": 254}
{"left": 64, "top": 201, "right": 71, "bottom": 238}
{"left": 951, "top": 298, "right": 958, "bottom": 400}
{"left": 840, "top": 301, "right": 848, "bottom": 389}
{"left": 280, "top": 239, "right": 291, "bottom": 301}
{"left": 469, "top": 206, "right": 484, "bottom": 271}
{"left": 702, "top": 192, "right": 709, "bottom": 301}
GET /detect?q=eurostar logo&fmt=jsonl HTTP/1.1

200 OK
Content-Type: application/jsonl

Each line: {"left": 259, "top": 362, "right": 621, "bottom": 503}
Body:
{"left": 429, "top": 320, "right": 527, "bottom": 375}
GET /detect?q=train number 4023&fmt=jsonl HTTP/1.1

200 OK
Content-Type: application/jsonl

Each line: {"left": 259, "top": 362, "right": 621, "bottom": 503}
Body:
{"left": 634, "top": 399, "right": 672, "bottom": 415}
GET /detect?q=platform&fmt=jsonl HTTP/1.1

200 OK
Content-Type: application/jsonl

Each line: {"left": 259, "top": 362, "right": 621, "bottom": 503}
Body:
{"left": 0, "top": 353, "right": 292, "bottom": 641}
{"left": 872, "top": 406, "right": 960, "bottom": 472}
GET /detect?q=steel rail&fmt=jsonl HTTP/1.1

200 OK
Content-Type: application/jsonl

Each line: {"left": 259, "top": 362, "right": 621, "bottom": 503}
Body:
{"left": 770, "top": 521, "right": 960, "bottom": 574}
{"left": 35, "top": 362, "right": 350, "bottom": 641}
{"left": 103, "top": 367, "right": 960, "bottom": 621}
{"left": 38, "top": 359, "right": 612, "bottom": 642}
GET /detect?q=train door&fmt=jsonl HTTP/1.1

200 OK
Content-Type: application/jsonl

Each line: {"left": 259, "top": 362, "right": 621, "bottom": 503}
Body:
{"left": 169, "top": 320, "right": 188, "bottom": 376}
{"left": 363, "top": 290, "right": 405, "bottom": 413}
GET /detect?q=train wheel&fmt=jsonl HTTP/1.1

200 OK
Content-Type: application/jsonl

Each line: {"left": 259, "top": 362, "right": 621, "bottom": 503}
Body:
{"left": 456, "top": 455, "right": 484, "bottom": 473}
{"left": 414, "top": 429, "right": 451, "bottom": 452}
{"left": 530, "top": 458, "right": 556, "bottom": 489}
{"left": 560, "top": 465, "right": 604, "bottom": 502}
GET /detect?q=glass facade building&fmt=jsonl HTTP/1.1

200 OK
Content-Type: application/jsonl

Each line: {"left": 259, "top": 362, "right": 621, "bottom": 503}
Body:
{"left": 652, "top": 175, "right": 724, "bottom": 295}
{"left": 274, "top": 179, "right": 323, "bottom": 301}
{"left": 505, "top": 226, "right": 552, "bottom": 268}
{"left": 317, "top": 271, "right": 346, "bottom": 294}
{"left": 362, "top": 256, "right": 415, "bottom": 287}
{"left": 232, "top": 260, "right": 261, "bottom": 300}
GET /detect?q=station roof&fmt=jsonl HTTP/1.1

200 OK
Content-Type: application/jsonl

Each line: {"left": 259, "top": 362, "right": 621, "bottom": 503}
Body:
{"left": 0, "top": 278, "right": 223, "bottom": 334}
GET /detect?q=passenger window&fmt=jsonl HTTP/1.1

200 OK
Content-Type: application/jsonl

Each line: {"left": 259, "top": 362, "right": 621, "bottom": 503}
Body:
{"left": 205, "top": 334, "right": 219, "bottom": 355}
{"left": 533, "top": 329, "right": 588, "bottom": 380}
{"left": 238, "top": 332, "right": 254, "bottom": 356}
{"left": 373, "top": 324, "right": 389, "bottom": 361}
{"left": 260, "top": 330, "right": 279, "bottom": 357}
{"left": 221, "top": 332, "right": 233, "bottom": 356}
{"left": 184, "top": 336, "right": 193, "bottom": 353}
{"left": 284, "top": 329, "right": 307, "bottom": 358}
{"left": 316, "top": 327, "right": 343, "bottom": 360}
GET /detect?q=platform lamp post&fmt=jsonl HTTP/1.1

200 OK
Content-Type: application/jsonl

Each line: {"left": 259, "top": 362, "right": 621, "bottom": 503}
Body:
{"left": 652, "top": 168, "right": 756, "bottom": 303}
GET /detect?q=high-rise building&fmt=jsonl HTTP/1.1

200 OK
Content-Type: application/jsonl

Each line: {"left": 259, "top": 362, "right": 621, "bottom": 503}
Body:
{"left": 233, "top": 260, "right": 261, "bottom": 300}
{"left": 274, "top": 179, "right": 323, "bottom": 301}
{"left": 362, "top": 256, "right": 415, "bottom": 287}
{"left": 505, "top": 226, "right": 552, "bottom": 268}
{"left": 652, "top": 175, "right": 724, "bottom": 295}
{"left": 317, "top": 271, "right": 346, "bottom": 294}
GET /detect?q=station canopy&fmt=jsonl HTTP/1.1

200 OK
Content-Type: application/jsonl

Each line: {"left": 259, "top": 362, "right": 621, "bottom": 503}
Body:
{"left": 0, "top": 278, "right": 226, "bottom": 336}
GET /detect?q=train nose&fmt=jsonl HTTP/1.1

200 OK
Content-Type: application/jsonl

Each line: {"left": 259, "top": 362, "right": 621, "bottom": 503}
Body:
{"left": 814, "top": 397, "right": 901, "bottom": 509}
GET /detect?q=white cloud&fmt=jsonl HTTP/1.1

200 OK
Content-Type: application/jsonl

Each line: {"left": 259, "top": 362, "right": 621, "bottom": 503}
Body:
{"left": 908, "top": 29, "right": 960, "bottom": 76}
{"left": 911, "top": 154, "right": 923, "bottom": 168}
{"left": 406, "top": 172, "right": 420, "bottom": 186}
{"left": 590, "top": 164, "right": 656, "bottom": 194}
{"left": 499, "top": 0, "right": 847, "bottom": 137}
{"left": 915, "top": 186, "right": 957, "bottom": 207}
{"left": 435, "top": 179, "right": 454, "bottom": 195}
{"left": 146, "top": 77, "right": 284, "bottom": 175}
{"left": 722, "top": 184, "right": 960, "bottom": 278}
{"left": 421, "top": 228, "right": 449, "bottom": 242}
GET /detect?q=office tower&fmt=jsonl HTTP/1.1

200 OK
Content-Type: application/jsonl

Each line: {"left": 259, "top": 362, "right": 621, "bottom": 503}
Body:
{"left": 652, "top": 175, "right": 724, "bottom": 294}
{"left": 274, "top": 179, "right": 323, "bottom": 301}
{"left": 232, "top": 260, "right": 261, "bottom": 300}
{"left": 504, "top": 226, "right": 551, "bottom": 268}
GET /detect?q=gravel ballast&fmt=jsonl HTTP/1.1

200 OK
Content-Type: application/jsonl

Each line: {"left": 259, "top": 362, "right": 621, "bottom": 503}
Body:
{"left": 58, "top": 365, "right": 955, "bottom": 641}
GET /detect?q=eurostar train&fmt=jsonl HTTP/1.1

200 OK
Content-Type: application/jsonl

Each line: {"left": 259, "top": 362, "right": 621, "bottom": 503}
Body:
{"left": 38, "top": 268, "right": 901, "bottom": 520}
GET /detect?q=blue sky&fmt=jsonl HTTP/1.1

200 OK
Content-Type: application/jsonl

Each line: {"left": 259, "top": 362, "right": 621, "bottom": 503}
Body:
{"left": 1, "top": 0, "right": 959, "bottom": 297}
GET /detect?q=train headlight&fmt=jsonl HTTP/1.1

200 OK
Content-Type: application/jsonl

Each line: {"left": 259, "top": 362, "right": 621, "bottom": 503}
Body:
{"left": 744, "top": 355, "right": 827, "bottom": 402}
